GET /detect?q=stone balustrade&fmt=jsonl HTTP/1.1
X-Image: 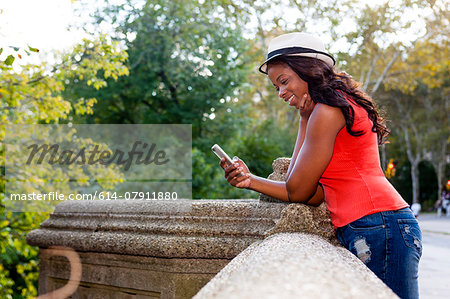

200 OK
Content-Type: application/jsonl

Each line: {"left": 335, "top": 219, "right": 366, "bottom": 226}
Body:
{"left": 27, "top": 199, "right": 288, "bottom": 298}
{"left": 194, "top": 233, "right": 397, "bottom": 298}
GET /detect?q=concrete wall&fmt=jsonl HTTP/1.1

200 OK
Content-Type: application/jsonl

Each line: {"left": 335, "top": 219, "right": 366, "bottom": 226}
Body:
{"left": 194, "top": 233, "right": 397, "bottom": 298}
{"left": 27, "top": 199, "right": 289, "bottom": 298}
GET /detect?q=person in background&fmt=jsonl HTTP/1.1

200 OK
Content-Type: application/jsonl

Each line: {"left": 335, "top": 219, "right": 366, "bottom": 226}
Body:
{"left": 438, "top": 188, "right": 450, "bottom": 217}
{"left": 436, "top": 196, "right": 443, "bottom": 217}
{"left": 411, "top": 202, "right": 421, "bottom": 218}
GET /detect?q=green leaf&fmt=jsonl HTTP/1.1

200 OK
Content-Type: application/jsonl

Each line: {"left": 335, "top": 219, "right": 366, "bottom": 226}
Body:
{"left": 28, "top": 46, "right": 39, "bottom": 53}
{"left": 0, "top": 48, "right": 3, "bottom": 55}
{"left": 5, "top": 55, "right": 15, "bottom": 66}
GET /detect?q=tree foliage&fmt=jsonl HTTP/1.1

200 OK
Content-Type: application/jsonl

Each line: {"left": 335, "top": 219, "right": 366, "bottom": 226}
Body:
{"left": 0, "top": 35, "right": 129, "bottom": 298}
{"left": 321, "top": 0, "right": 449, "bottom": 203}
{"left": 67, "top": 0, "right": 263, "bottom": 198}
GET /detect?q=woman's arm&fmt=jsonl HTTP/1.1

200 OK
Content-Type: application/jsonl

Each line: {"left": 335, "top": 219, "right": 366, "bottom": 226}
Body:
{"left": 246, "top": 174, "right": 324, "bottom": 205}
{"left": 286, "top": 94, "right": 315, "bottom": 179}
{"left": 285, "top": 104, "right": 345, "bottom": 202}
{"left": 285, "top": 118, "right": 308, "bottom": 179}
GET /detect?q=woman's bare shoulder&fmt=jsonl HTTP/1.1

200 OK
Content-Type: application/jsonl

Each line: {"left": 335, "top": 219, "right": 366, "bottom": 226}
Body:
{"left": 309, "top": 103, "right": 346, "bottom": 133}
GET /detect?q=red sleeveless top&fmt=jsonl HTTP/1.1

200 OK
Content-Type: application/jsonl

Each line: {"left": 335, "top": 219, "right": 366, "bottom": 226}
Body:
{"left": 319, "top": 96, "right": 408, "bottom": 228}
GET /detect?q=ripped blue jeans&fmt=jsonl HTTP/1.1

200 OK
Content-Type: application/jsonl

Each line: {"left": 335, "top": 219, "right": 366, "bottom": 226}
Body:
{"left": 336, "top": 208, "right": 422, "bottom": 299}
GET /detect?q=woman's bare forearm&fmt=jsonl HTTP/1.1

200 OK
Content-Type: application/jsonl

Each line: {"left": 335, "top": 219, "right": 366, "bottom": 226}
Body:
{"left": 248, "top": 174, "right": 290, "bottom": 202}
{"left": 247, "top": 173, "right": 324, "bottom": 204}
{"left": 286, "top": 118, "right": 308, "bottom": 179}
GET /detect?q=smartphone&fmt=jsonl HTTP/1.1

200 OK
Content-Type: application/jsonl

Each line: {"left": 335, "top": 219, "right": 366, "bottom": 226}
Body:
{"left": 212, "top": 144, "right": 245, "bottom": 177}
{"left": 211, "top": 144, "right": 234, "bottom": 165}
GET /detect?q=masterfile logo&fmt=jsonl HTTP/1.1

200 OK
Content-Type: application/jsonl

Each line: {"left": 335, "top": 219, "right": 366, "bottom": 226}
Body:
{"left": 5, "top": 124, "right": 192, "bottom": 212}
{"left": 26, "top": 141, "right": 170, "bottom": 171}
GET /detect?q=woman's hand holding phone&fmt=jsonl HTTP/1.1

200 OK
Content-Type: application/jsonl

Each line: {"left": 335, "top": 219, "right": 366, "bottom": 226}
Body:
{"left": 220, "top": 157, "right": 251, "bottom": 189}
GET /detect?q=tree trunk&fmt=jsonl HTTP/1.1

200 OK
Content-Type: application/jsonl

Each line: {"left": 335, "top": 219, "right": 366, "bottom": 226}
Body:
{"left": 411, "top": 161, "right": 420, "bottom": 204}
{"left": 436, "top": 160, "right": 444, "bottom": 202}
{"left": 401, "top": 123, "right": 422, "bottom": 204}
{"left": 430, "top": 141, "right": 447, "bottom": 202}
{"left": 370, "top": 51, "right": 400, "bottom": 95}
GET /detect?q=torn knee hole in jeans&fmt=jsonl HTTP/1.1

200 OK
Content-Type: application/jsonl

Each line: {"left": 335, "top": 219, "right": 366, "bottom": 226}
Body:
{"left": 354, "top": 238, "right": 371, "bottom": 264}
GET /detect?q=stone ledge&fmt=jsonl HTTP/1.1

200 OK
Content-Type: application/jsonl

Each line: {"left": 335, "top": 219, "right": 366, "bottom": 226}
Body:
{"left": 194, "top": 233, "right": 398, "bottom": 299}
{"left": 266, "top": 203, "right": 337, "bottom": 245}
{"left": 27, "top": 199, "right": 288, "bottom": 259}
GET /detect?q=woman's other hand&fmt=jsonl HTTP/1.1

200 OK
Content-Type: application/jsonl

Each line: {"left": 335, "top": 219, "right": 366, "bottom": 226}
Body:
{"left": 220, "top": 157, "right": 251, "bottom": 189}
{"left": 299, "top": 93, "right": 316, "bottom": 120}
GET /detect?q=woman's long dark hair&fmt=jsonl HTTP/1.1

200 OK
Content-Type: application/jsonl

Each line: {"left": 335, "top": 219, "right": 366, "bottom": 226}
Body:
{"left": 268, "top": 56, "right": 389, "bottom": 144}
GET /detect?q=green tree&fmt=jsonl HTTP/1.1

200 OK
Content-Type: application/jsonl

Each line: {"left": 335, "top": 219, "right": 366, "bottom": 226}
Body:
{"left": 331, "top": 0, "right": 449, "bottom": 204}
{"left": 71, "top": 0, "right": 251, "bottom": 128}
{"left": 0, "top": 35, "right": 128, "bottom": 297}
{"left": 380, "top": 40, "right": 449, "bottom": 203}
{"left": 67, "top": 0, "right": 259, "bottom": 198}
{"left": 377, "top": 0, "right": 449, "bottom": 203}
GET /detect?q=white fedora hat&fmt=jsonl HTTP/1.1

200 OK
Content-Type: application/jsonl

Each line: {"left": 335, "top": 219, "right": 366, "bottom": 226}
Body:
{"left": 259, "top": 32, "right": 335, "bottom": 74}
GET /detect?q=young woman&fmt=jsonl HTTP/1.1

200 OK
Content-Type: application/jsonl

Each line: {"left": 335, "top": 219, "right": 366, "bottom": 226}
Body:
{"left": 220, "top": 32, "right": 422, "bottom": 299}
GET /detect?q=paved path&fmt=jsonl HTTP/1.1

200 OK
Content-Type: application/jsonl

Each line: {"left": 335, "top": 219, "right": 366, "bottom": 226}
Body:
{"left": 417, "top": 213, "right": 450, "bottom": 299}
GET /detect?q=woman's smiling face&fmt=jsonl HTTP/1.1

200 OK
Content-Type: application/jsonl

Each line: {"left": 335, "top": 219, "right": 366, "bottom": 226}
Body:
{"left": 267, "top": 62, "right": 309, "bottom": 109}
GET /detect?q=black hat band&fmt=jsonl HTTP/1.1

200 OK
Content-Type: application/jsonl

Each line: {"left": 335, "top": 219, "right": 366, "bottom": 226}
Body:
{"left": 266, "top": 46, "right": 335, "bottom": 65}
